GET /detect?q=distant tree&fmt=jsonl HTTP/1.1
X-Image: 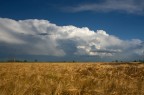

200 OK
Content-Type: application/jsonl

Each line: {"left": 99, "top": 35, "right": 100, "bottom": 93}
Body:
{"left": 133, "top": 60, "right": 137, "bottom": 62}
{"left": 24, "top": 60, "right": 27, "bottom": 62}
{"left": 34, "top": 59, "right": 38, "bottom": 62}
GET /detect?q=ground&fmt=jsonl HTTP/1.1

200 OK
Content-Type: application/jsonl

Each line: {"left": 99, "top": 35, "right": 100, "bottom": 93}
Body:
{"left": 0, "top": 62, "right": 144, "bottom": 95}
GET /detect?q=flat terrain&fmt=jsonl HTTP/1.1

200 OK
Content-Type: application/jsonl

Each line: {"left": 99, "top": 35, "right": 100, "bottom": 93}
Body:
{"left": 0, "top": 62, "right": 144, "bottom": 95}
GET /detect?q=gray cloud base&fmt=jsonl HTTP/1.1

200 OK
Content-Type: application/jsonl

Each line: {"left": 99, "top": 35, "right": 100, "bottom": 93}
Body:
{"left": 0, "top": 18, "right": 143, "bottom": 61}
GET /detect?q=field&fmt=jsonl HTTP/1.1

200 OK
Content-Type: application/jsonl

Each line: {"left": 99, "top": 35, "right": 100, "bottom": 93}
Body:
{"left": 0, "top": 62, "right": 144, "bottom": 95}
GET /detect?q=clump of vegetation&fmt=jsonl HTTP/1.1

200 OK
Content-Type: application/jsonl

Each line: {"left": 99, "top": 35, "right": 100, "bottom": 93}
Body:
{"left": 0, "top": 62, "right": 144, "bottom": 95}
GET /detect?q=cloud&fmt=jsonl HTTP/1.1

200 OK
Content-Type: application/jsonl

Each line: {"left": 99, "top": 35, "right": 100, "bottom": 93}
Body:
{"left": 0, "top": 18, "right": 144, "bottom": 61}
{"left": 65, "top": 0, "right": 144, "bottom": 14}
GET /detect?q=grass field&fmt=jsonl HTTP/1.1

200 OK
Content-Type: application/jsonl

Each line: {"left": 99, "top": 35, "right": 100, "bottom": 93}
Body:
{"left": 0, "top": 62, "right": 144, "bottom": 95}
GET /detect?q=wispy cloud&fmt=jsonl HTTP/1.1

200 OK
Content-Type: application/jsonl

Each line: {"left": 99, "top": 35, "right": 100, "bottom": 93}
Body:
{"left": 0, "top": 18, "right": 143, "bottom": 61}
{"left": 65, "top": 0, "right": 144, "bottom": 14}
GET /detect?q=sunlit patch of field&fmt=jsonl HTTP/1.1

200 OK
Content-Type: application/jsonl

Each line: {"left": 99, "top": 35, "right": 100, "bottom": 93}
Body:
{"left": 0, "top": 62, "right": 144, "bottom": 95}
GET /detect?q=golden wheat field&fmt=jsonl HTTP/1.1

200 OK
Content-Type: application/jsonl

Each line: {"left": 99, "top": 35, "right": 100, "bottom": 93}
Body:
{"left": 0, "top": 62, "right": 144, "bottom": 95}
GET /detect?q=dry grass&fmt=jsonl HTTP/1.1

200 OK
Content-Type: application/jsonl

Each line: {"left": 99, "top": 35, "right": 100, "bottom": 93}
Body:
{"left": 0, "top": 62, "right": 144, "bottom": 95}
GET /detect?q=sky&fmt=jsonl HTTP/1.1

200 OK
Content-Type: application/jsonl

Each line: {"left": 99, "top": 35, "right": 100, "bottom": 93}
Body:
{"left": 0, "top": 0, "right": 144, "bottom": 62}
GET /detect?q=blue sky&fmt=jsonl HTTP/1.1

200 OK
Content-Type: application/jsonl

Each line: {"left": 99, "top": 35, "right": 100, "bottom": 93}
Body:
{"left": 0, "top": 0, "right": 144, "bottom": 61}
{"left": 0, "top": 0, "right": 144, "bottom": 40}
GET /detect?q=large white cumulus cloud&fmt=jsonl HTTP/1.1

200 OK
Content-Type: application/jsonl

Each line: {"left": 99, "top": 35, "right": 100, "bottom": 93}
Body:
{"left": 0, "top": 18, "right": 143, "bottom": 60}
